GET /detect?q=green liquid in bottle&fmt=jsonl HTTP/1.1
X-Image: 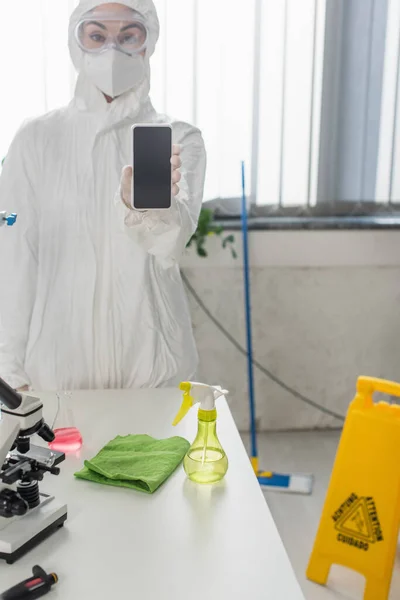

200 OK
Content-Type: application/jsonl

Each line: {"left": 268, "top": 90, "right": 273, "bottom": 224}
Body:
{"left": 184, "top": 418, "right": 228, "bottom": 484}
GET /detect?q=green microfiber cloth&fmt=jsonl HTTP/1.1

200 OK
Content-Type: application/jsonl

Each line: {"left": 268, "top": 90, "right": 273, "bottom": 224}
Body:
{"left": 74, "top": 434, "right": 190, "bottom": 494}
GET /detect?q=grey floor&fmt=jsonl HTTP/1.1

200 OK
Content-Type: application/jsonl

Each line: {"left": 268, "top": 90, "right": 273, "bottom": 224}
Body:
{"left": 241, "top": 431, "right": 400, "bottom": 600}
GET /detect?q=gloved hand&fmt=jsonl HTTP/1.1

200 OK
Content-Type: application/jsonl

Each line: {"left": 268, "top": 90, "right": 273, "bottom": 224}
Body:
{"left": 120, "top": 144, "right": 182, "bottom": 209}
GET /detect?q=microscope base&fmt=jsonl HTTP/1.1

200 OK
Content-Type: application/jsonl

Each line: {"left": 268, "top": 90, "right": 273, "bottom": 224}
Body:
{"left": 0, "top": 493, "right": 67, "bottom": 564}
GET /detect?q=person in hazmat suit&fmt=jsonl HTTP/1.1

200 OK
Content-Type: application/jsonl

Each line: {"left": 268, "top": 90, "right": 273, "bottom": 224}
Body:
{"left": 0, "top": 0, "right": 206, "bottom": 391}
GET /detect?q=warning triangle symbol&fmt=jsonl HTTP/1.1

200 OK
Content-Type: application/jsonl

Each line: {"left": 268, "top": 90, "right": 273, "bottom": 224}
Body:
{"left": 335, "top": 498, "right": 375, "bottom": 543}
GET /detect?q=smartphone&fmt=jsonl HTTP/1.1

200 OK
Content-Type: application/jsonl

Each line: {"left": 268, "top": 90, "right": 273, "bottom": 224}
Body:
{"left": 132, "top": 124, "right": 172, "bottom": 210}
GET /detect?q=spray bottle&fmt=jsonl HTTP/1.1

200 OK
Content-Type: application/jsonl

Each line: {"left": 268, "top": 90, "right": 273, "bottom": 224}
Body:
{"left": 173, "top": 382, "right": 229, "bottom": 484}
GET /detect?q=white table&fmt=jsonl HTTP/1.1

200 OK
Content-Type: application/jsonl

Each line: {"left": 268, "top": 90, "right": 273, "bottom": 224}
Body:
{"left": 0, "top": 389, "right": 305, "bottom": 599}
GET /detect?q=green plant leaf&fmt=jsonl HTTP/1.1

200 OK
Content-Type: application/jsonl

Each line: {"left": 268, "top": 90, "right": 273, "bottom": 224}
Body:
{"left": 187, "top": 207, "right": 237, "bottom": 258}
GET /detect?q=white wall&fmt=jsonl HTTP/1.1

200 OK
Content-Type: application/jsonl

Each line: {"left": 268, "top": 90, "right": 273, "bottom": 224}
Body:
{"left": 182, "top": 230, "right": 400, "bottom": 431}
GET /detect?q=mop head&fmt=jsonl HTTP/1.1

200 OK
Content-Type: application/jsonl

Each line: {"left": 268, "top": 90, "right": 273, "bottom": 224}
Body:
{"left": 258, "top": 471, "right": 314, "bottom": 495}
{"left": 251, "top": 458, "right": 314, "bottom": 494}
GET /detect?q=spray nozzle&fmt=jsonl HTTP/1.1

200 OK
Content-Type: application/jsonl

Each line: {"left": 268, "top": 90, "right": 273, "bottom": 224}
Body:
{"left": 173, "top": 382, "right": 229, "bottom": 426}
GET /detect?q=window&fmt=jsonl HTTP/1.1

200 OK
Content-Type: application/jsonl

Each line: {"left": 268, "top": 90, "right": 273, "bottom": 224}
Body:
{"left": 153, "top": 0, "right": 325, "bottom": 207}
{"left": 0, "top": 0, "right": 77, "bottom": 161}
{"left": 256, "top": 0, "right": 325, "bottom": 207}
{"left": 376, "top": 0, "right": 400, "bottom": 203}
{"left": 151, "top": 0, "right": 255, "bottom": 203}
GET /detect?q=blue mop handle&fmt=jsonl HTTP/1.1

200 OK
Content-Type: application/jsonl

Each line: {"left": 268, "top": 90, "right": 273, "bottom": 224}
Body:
{"left": 241, "top": 161, "right": 258, "bottom": 461}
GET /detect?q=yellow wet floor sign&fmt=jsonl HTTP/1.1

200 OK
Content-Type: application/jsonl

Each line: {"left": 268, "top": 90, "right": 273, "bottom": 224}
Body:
{"left": 307, "top": 377, "right": 400, "bottom": 599}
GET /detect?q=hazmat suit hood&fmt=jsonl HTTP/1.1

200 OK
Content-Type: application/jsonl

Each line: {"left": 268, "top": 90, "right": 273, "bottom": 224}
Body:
{"left": 68, "top": 0, "right": 160, "bottom": 116}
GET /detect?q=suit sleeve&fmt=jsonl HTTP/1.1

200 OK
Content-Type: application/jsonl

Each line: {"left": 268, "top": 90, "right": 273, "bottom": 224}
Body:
{"left": 0, "top": 125, "right": 39, "bottom": 388}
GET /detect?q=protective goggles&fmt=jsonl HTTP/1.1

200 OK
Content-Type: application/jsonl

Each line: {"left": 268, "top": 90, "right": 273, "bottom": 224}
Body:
{"left": 75, "top": 11, "right": 148, "bottom": 56}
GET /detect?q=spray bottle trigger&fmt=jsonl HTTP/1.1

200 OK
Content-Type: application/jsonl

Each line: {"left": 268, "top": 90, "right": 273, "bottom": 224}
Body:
{"left": 173, "top": 392, "right": 194, "bottom": 426}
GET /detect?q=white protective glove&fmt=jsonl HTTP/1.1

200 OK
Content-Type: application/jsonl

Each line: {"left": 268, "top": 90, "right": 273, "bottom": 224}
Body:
{"left": 120, "top": 144, "right": 182, "bottom": 209}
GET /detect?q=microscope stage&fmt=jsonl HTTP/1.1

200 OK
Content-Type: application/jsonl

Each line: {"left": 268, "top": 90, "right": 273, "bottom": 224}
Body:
{"left": 0, "top": 493, "right": 67, "bottom": 564}
{"left": 11, "top": 444, "right": 66, "bottom": 467}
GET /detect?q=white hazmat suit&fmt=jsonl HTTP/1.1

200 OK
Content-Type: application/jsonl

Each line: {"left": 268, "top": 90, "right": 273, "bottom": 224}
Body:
{"left": 0, "top": 0, "right": 206, "bottom": 391}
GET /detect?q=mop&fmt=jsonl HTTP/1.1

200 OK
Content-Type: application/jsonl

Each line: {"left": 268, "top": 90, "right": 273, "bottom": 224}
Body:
{"left": 241, "top": 162, "right": 314, "bottom": 494}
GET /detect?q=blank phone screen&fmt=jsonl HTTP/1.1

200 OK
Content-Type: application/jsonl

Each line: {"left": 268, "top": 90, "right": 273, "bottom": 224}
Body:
{"left": 133, "top": 126, "right": 172, "bottom": 210}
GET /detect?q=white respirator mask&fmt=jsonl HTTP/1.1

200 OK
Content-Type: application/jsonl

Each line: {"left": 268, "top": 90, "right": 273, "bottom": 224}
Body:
{"left": 82, "top": 49, "right": 146, "bottom": 98}
{"left": 75, "top": 10, "right": 149, "bottom": 98}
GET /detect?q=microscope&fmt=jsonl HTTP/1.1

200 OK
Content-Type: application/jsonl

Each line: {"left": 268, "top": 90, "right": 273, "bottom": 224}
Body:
{"left": 0, "top": 377, "right": 67, "bottom": 564}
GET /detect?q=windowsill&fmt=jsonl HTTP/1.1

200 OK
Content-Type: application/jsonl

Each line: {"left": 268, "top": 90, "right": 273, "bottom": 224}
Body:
{"left": 182, "top": 215, "right": 400, "bottom": 269}
{"left": 213, "top": 215, "right": 400, "bottom": 231}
